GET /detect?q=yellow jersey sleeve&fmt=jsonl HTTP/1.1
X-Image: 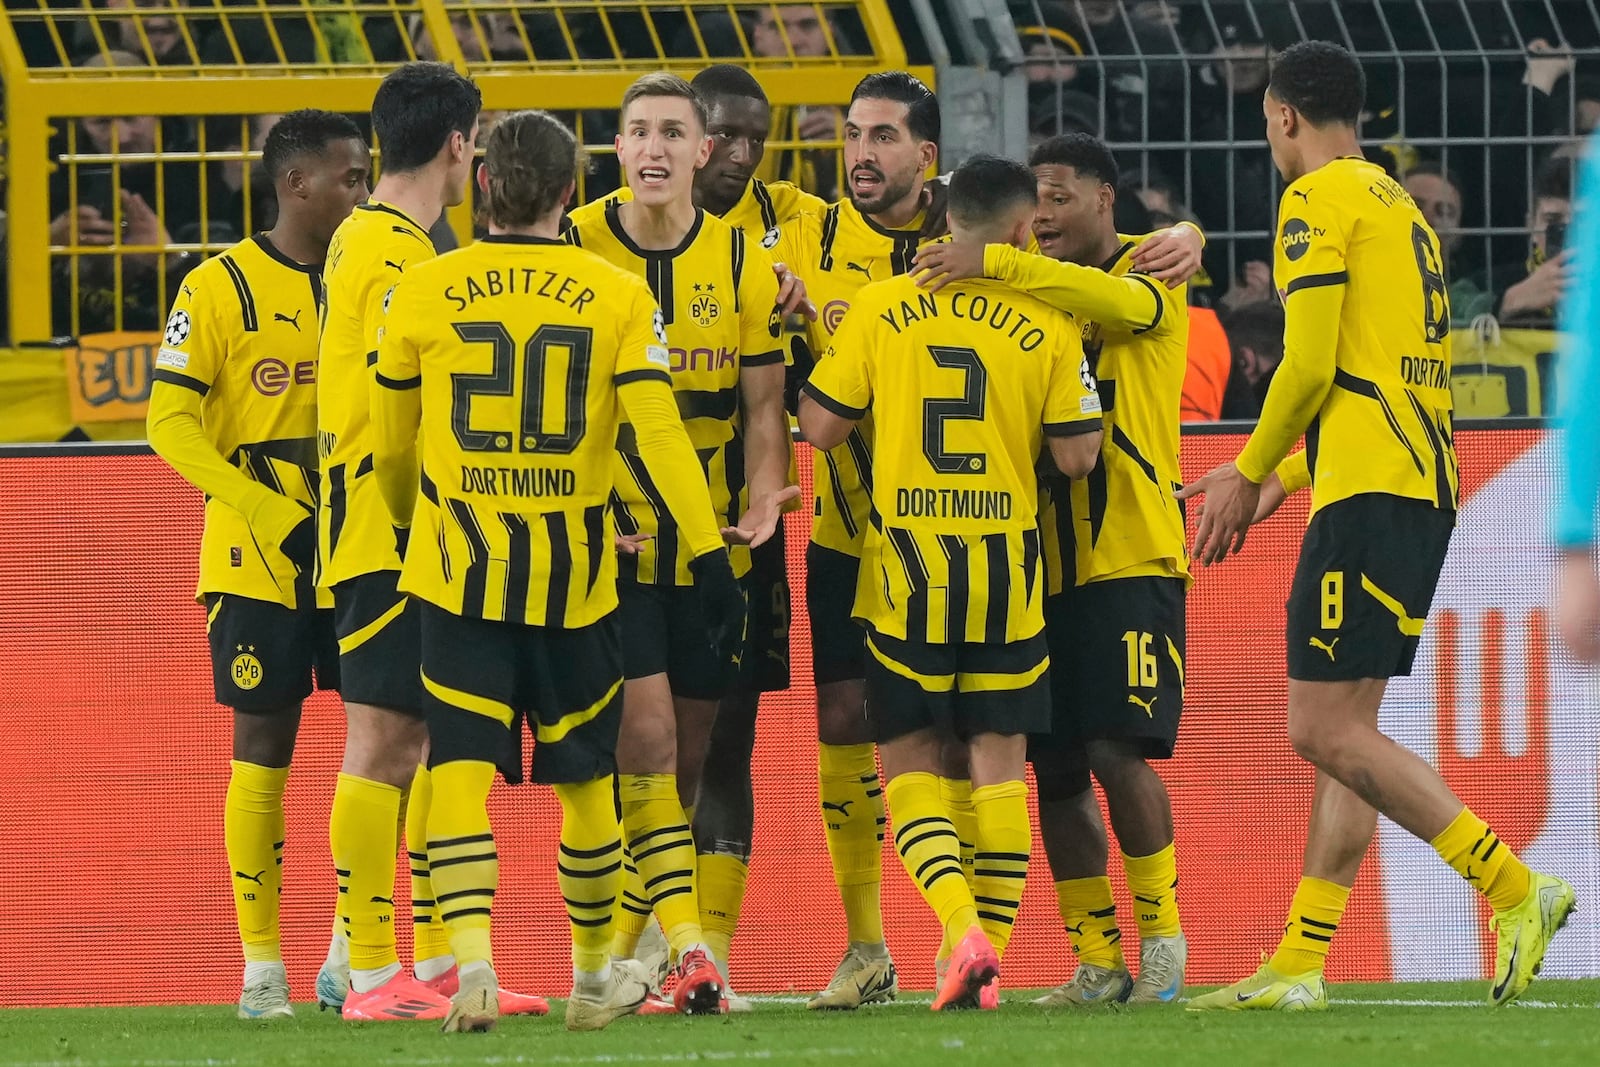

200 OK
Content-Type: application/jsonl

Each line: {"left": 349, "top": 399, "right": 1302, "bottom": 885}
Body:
{"left": 1277, "top": 449, "right": 1311, "bottom": 494}
{"left": 802, "top": 299, "right": 873, "bottom": 419}
{"left": 737, "top": 235, "right": 785, "bottom": 365}
{"left": 372, "top": 277, "right": 423, "bottom": 528}
{"left": 983, "top": 243, "right": 1166, "bottom": 337}
{"left": 1043, "top": 331, "right": 1103, "bottom": 435}
{"left": 614, "top": 282, "right": 727, "bottom": 563}
{"left": 148, "top": 264, "right": 308, "bottom": 545}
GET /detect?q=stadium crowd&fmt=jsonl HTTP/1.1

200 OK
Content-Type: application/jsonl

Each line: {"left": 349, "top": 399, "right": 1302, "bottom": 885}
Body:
{"left": 0, "top": 1, "right": 1594, "bottom": 423}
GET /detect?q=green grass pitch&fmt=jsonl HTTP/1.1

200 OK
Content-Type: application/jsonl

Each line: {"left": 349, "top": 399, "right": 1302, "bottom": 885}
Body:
{"left": 5, "top": 982, "right": 1600, "bottom": 1067}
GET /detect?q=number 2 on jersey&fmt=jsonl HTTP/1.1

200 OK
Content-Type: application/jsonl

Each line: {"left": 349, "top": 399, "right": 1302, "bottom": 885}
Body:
{"left": 922, "top": 345, "right": 988, "bottom": 474}
{"left": 450, "top": 322, "right": 592, "bottom": 455}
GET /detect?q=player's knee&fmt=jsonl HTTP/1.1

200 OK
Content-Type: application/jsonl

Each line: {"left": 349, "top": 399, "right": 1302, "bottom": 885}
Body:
{"left": 1086, "top": 739, "right": 1149, "bottom": 792}
{"left": 1033, "top": 751, "right": 1092, "bottom": 805}
{"left": 343, "top": 703, "right": 428, "bottom": 785}
{"left": 1286, "top": 711, "right": 1336, "bottom": 769}
{"left": 426, "top": 705, "right": 509, "bottom": 768}
{"left": 816, "top": 682, "right": 870, "bottom": 745}
{"left": 232, "top": 706, "right": 300, "bottom": 767}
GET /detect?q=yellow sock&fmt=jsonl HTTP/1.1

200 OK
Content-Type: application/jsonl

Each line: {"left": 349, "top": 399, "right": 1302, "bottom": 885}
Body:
{"left": 225, "top": 760, "right": 288, "bottom": 963}
{"left": 1432, "top": 806, "right": 1532, "bottom": 912}
{"left": 1056, "top": 877, "right": 1123, "bottom": 969}
{"left": 819, "top": 743, "right": 885, "bottom": 944}
{"left": 1268, "top": 876, "right": 1350, "bottom": 976}
{"left": 698, "top": 853, "right": 749, "bottom": 964}
{"left": 887, "top": 772, "right": 978, "bottom": 947}
{"left": 330, "top": 772, "right": 402, "bottom": 973}
{"left": 426, "top": 760, "right": 498, "bottom": 968}
{"left": 555, "top": 776, "right": 625, "bottom": 975}
{"left": 1123, "top": 842, "right": 1182, "bottom": 939}
{"left": 936, "top": 777, "right": 977, "bottom": 961}
{"left": 971, "top": 780, "right": 1030, "bottom": 958}
{"left": 405, "top": 764, "right": 454, "bottom": 966}
{"left": 618, "top": 773, "right": 702, "bottom": 956}
{"left": 611, "top": 851, "right": 653, "bottom": 958}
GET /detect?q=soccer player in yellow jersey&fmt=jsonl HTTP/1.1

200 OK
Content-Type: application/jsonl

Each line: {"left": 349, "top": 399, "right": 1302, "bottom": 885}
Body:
{"left": 916, "top": 133, "right": 1200, "bottom": 1007}
{"left": 800, "top": 154, "right": 1104, "bottom": 1011}
{"left": 1181, "top": 41, "right": 1574, "bottom": 1011}
{"left": 565, "top": 72, "right": 796, "bottom": 1015}
{"left": 566, "top": 67, "right": 821, "bottom": 1004}
{"left": 370, "top": 109, "right": 745, "bottom": 1032}
{"left": 318, "top": 62, "right": 542, "bottom": 1022}
{"left": 148, "top": 110, "right": 370, "bottom": 1021}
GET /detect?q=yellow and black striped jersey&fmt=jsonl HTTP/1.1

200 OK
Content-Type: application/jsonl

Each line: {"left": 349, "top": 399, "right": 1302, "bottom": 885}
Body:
{"left": 371, "top": 235, "right": 727, "bottom": 627}
{"left": 148, "top": 233, "right": 325, "bottom": 609}
{"left": 567, "top": 178, "right": 825, "bottom": 250}
{"left": 316, "top": 199, "right": 436, "bottom": 587}
{"left": 985, "top": 234, "right": 1192, "bottom": 593}
{"left": 785, "top": 198, "right": 927, "bottom": 557}
{"left": 804, "top": 274, "right": 1101, "bottom": 644}
{"left": 566, "top": 203, "right": 783, "bottom": 585}
{"left": 1236, "top": 157, "right": 1458, "bottom": 514}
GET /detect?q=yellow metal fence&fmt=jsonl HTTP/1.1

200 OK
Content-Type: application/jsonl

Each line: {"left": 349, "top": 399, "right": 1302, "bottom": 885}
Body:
{"left": 2, "top": 1, "right": 927, "bottom": 343}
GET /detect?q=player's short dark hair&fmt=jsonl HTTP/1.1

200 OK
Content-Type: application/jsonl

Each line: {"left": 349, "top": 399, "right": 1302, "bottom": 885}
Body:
{"left": 1268, "top": 40, "right": 1366, "bottom": 127}
{"left": 1029, "top": 132, "right": 1119, "bottom": 188}
{"left": 850, "top": 70, "right": 940, "bottom": 144}
{"left": 622, "top": 72, "right": 708, "bottom": 130}
{"left": 481, "top": 111, "right": 584, "bottom": 228}
{"left": 371, "top": 61, "right": 481, "bottom": 174}
{"left": 260, "top": 110, "right": 365, "bottom": 183}
{"left": 691, "top": 64, "right": 767, "bottom": 106}
{"left": 947, "top": 154, "right": 1037, "bottom": 228}
{"left": 1535, "top": 154, "right": 1573, "bottom": 202}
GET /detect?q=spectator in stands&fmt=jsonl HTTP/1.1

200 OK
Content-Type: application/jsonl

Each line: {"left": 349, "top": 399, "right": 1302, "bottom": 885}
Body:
{"left": 409, "top": 7, "right": 528, "bottom": 63}
{"left": 1016, "top": 1, "right": 1089, "bottom": 93}
{"left": 198, "top": 114, "right": 284, "bottom": 244}
{"left": 1217, "top": 300, "right": 1285, "bottom": 420}
{"left": 751, "top": 4, "right": 846, "bottom": 198}
{"left": 1034, "top": 0, "right": 1186, "bottom": 144}
{"left": 1453, "top": 158, "right": 1572, "bottom": 327}
{"left": 1401, "top": 161, "right": 1489, "bottom": 323}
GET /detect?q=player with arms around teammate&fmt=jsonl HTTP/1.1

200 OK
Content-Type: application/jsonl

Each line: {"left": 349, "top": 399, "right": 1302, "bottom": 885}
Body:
{"left": 318, "top": 62, "right": 542, "bottom": 1021}
{"left": 573, "top": 63, "right": 822, "bottom": 1008}
{"left": 565, "top": 72, "right": 795, "bottom": 1014}
{"left": 1181, "top": 41, "right": 1573, "bottom": 1011}
{"left": 801, "top": 154, "right": 1105, "bottom": 1011}
{"left": 371, "top": 110, "right": 743, "bottom": 1032}
{"left": 149, "top": 109, "right": 370, "bottom": 1020}
{"left": 916, "top": 132, "right": 1196, "bottom": 1006}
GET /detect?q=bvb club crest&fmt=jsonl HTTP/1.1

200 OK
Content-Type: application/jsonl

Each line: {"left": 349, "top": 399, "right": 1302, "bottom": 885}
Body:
{"left": 690, "top": 282, "right": 720, "bottom": 328}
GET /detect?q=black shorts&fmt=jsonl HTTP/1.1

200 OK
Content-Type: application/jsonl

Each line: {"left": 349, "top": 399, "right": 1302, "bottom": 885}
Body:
{"left": 1032, "top": 576, "right": 1186, "bottom": 768}
{"left": 617, "top": 579, "right": 744, "bottom": 701}
{"left": 864, "top": 629, "right": 1050, "bottom": 743}
{"left": 1286, "top": 494, "right": 1455, "bottom": 681}
{"left": 419, "top": 600, "right": 623, "bottom": 785}
{"left": 204, "top": 593, "right": 339, "bottom": 712}
{"left": 331, "top": 571, "right": 423, "bottom": 717}
{"left": 738, "top": 516, "right": 792, "bottom": 694}
{"left": 806, "top": 542, "right": 865, "bottom": 685}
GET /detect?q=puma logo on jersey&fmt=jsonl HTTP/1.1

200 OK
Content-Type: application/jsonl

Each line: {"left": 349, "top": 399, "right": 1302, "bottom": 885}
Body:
{"left": 1127, "top": 693, "right": 1157, "bottom": 717}
{"left": 274, "top": 310, "right": 302, "bottom": 330}
{"left": 1291, "top": 189, "right": 1311, "bottom": 202}
{"left": 1310, "top": 636, "right": 1339, "bottom": 661}
{"left": 821, "top": 800, "right": 854, "bottom": 816}
{"left": 384, "top": 259, "right": 405, "bottom": 272}
{"left": 182, "top": 284, "right": 195, "bottom": 298}
{"left": 845, "top": 261, "right": 871, "bottom": 277}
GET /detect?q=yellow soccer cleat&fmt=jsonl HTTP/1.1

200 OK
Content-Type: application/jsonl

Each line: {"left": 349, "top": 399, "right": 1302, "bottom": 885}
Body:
{"left": 566, "top": 960, "right": 652, "bottom": 1032}
{"left": 1184, "top": 959, "right": 1326, "bottom": 1012}
{"left": 440, "top": 965, "right": 499, "bottom": 1033}
{"left": 1490, "top": 872, "right": 1576, "bottom": 1006}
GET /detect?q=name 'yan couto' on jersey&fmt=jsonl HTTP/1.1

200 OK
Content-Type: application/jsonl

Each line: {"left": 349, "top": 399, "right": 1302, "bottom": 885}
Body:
{"left": 1273, "top": 156, "right": 1459, "bottom": 515}
{"left": 149, "top": 233, "right": 326, "bottom": 609}
{"left": 565, "top": 202, "right": 783, "bottom": 585}
{"left": 804, "top": 274, "right": 1102, "bottom": 645}
{"left": 316, "top": 200, "right": 436, "bottom": 588}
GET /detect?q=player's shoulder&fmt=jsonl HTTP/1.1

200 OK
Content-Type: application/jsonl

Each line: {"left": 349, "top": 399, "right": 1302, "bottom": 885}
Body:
{"left": 757, "top": 179, "right": 827, "bottom": 223}
{"left": 338, "top": 201, "right": 435, "bottom": 262}
{"left": 566, "top": 187, "right": 630, "bottom": 231}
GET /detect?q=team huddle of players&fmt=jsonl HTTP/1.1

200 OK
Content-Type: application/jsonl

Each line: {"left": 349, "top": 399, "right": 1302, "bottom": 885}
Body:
{"left": 148, "top": 41, "right": 1574, "bottom": 1033}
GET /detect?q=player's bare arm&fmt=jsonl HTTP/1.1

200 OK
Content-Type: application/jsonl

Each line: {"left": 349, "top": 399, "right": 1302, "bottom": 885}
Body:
{"left": 726, "top": 360, "right": 801, "bottom": 548}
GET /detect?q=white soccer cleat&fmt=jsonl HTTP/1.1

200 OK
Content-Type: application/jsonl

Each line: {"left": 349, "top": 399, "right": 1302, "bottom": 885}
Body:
{"left": 1128, "top": 934, "right": 1187, "bottom": 1003}
{"left": 566, "top": 960, "right": 653, "bottom": 1032}
{"left": 238, "top": 964, "right": 295, "bottom": 1020}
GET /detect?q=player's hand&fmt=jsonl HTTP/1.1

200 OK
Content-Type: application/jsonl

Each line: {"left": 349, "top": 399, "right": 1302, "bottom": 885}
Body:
{"left": 772, "top": 262, "right": 818, "bottom": 321}
{"left": 912, "top": 240, "right": 985, "bottom": 293}
{"left": 1250, "top": 471, "right": 1290, "bottom": 525}
{"left": 615, "top": 532, "right": 653, "bottom": 556}
{"left": 1175, "top": 461, "right": 1262, "bottom": 566}
{"left": 51, "top": 206, "right": 116, "bottom": 247}
{"left": 280, "top": 516, "right": 316, "bottom": 574}
{"left": 1500, "top": 250, "right": 1571, "bottom": 317}
{"left": 689, "top": 549, "right": 748, "bottom": 669}
{"left": 393, "top": 524, "right": 411, "bottom": 559}
{"left": 1131, "top": 223, "right": 1204, "bottom": 287}
{"left": 1556, "top": 550, "right": 1600, "bottom": 661}
{"left": 723, "top": 485, "right": 803, "bottom": 548}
